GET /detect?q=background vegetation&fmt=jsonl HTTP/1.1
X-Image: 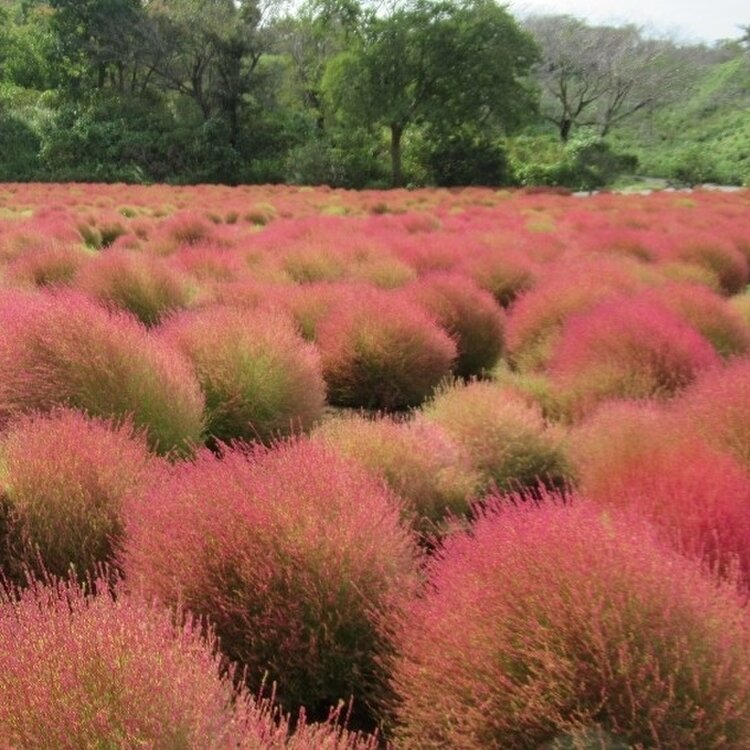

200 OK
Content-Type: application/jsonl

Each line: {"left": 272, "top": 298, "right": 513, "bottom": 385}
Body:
{"left": 0, "top": 0, "right": 748, "bottom": 188}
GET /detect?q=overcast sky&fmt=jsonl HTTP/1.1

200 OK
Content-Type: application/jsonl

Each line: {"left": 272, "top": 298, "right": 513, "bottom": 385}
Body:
{"left": 508, "top": 0, "right": 747, "bottom": 43}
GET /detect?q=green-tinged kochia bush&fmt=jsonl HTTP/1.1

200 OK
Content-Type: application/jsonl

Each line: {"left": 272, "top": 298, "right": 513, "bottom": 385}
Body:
{"left": 0, "top": 575, "right": 382, "bottom": 750}
{"left": 159, "top": 305, "right": 326, "bottom": 445}
{"left": 121, "top": 439, "right": 420, "bottom": 723}
{"left": 312, "top": 413, "right": 481, "bottom": 535}
{"left": 76, "top": 247, "right": 196, "bottom": 326}
{"left": 0, "top": 290, "right": 204, "bottom": 455}
{"left": 390, "top": 499, "right": 750, "bottom": 749}
{"left": 421, "top": 380, "right": 571, "bottom": 494}
{"left": 6, "top": 243, "right": 90, "bottom": 288}
{"left": 0, "top": 409, "right": 153, "bottom": 582}
{"left": 317, "top": 289, "right": 456, "bottom": 410}
{"left": 406, "top": 272, "right": 505, "bottom": 378}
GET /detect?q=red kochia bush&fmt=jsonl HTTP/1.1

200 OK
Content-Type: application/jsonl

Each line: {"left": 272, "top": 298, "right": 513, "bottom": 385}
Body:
{"left": 390, "top": 499, "right": 750, "bottom": 749}
{"left": 645, "top": 281, "right": 750, "bottom": 358}
{"left": 406, "top": 272, "right": 505, "bottom": 378}
{"left": 675, "top": 235, "right": 749, "bottom": 295}
{"left": 550, "top": 295, "right": 719, "bottom": 415}
{"left": 678, "top": 357, "right": 750, "bottom": 468}
{"left": 504, "top": 257, "right": 648, "bottom": 372}
{"left": 0, "top": 576, "right": 381, "bottom": 750}
{"left": 0, "top": 409, "right": 153, "bottom": 582}
{"left": 317, "top": 289, "right": 456, "bottom": 410}
{"left": 571, "top": 401, "right": 750, "bottom": 585}
{"left": 122, "top": 439, "right": 420, "bottom": 722}
{"left": 159, "top": 306, "right": 326, "bottom": 445}
{"left": 0, "top": 290, "right": 204, "bottom": 455}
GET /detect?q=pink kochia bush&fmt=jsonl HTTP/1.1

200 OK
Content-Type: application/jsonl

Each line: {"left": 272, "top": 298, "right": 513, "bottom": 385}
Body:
{"left": 5, "top": 243, "right": 90, "bottom": 288}
{"left": 645, "top": 281, "right": 750, "bottom": 358}
{"left": 317, "top": 289, "right": 456, "bottom": 410}
{"left": 122, "top": 438, "right": 420, "bottom": 722}
{"left": 0, "top": 576, "right": 381, "bottom": 750}
{"left": 0, "top": 409, "right": 153, "bottom": 582}
{"left": 159, "top": 306, "right": 326, "bottom": 445}
{"left": 550, "top": 295, "right": 719, "bottom": 415}
{"left": 0, "top": 290, "right": 204, "bottom": 455}
{"left": 390, "top": 499, "right": 750, "bottom": 749}
{"left": 504, "top": 257, "right": 647, "bottom": 372}
{"left": 406, "top": 272, "right": 505, "bottom": 378}
{"left": 677, "top": 357, "right": 750, "bottom": 468}
{"left": 572, "top": 401, "right": 750, "bottom": 585}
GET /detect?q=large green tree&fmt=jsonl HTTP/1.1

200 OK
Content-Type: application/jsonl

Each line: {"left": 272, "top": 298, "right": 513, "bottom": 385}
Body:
{"left": 323, "top": 0, "right": 538, "bottom": 186}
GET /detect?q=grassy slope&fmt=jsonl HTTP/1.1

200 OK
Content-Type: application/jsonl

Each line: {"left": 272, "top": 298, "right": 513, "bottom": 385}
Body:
{"left": 610, "top": 52, "right": 750, "bottom": 185}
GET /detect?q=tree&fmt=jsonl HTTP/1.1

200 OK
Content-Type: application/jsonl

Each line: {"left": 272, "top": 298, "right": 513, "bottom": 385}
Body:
{"left": 143, "top": 0, "right": 279, "bottom": 146}
{"left": 48, "top": 0, "right": 146, "bottom": 91}
{"left": 275, "top": 0, "right": 362, "bottom": 129}
{"left": 525, "top": 15, "right": 686, "bottom": 140}
{"left": 323, "top": 0, "right": 538, "bottom": 187}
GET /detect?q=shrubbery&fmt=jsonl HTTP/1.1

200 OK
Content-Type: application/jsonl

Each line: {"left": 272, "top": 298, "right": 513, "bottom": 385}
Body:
{"left": 312, "top": 413, "right": 480, "bottom": 534}
{"left": 121, "top": 438, "right": 420, "bottom": 722}
{"left": 159, "top": 306, "right": 326, "bottom": 445}
{"left": 317, "top": 289, "right": 456, "bottom": 410}
{"left": 0, "top": 409, "right": 153, "bottom": 582}
{"left": 0, "top": 575, "right": 381, "bottom": 749}
{"left": 0, "top": 290, "right": 204, "bottom": 455}
{"left": 421, "top": 380, "right": 571, "bottom": 494}
{"left": 390, "top": 499, "right": 750, "bottom": 749}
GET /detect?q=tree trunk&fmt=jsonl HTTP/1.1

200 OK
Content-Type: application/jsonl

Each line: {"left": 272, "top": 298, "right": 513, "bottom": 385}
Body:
{"left": 560, "top": 117, "right": 572, "bottom": 142}
{"left": 390, "top": 123, "right": 403, "bottom": 188}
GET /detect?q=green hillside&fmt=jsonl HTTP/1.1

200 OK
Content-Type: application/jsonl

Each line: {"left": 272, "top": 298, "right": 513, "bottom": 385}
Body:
{"left": 611, "top": 50, "right": 750, "bottom": 186}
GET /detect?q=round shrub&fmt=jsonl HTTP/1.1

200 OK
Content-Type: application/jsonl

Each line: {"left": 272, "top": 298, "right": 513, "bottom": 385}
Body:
{"left": 406, "top": 272, "right": 505, "bottom": 378}
{"left": 676, "top": 237, "right": 749, "bottom": 295}
{"left": 77, "top": 248, "right": 195, "bottom": 326}
{"left": 571, "top": 401, "right": 750, "bottom": 585}
{"left": 645, "top": 282, "right": 750, "bottom": 358}
{"left": 390, "top": 499, "right": 750, "bottom": 749}
{"left": 0, "top": 409, "right": 153, "bottom": 582}
{"left": 121, "top": 439, "right": 420, "bottom": 723}
{"left": 505, "top": 258, "right": 647, "bottom": 372}
{"left": 159, "top": 306, "right": 326, "bottom": 445}
{"left": 465, "top": 248, "right": 536, "bottom": 307}
{"left": 276, "top": 281, "right": 368, "bottom": 341}
{"left": 550, "top": 295, "right": 719, "bottom": 416}
{"left": 312, "top": 414, "right": 481, "bottom": 534}
{"left": 0, "top": 576, "right": 381, "bottom": 750}
{"left": 420, "top": 380, "right": 570, "bottom": 494}
{"left": 317, "top": 289, "right": 456, "bottom": 410}
{"left": 678, "top": 358, "right": 750, "bottom": 468}
{"left": 0, "top": 290, "right": 204, "bottom": 455}
{"left": 6, "top": 243, "right": 90, "bottom": 288}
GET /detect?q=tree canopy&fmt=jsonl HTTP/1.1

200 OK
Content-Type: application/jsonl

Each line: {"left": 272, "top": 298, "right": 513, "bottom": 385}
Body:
{"left": 0, "top": 0, "right": 748, "bottom": 187}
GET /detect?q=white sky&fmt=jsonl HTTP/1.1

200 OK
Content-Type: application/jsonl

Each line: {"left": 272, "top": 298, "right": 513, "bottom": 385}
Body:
{"left": 508, "top": 0, "right": 747, "bottom": 43}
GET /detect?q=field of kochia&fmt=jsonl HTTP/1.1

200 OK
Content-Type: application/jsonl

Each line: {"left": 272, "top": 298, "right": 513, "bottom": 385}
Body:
{"left": 1, "top": 182, "right": 750, "bottom": 748}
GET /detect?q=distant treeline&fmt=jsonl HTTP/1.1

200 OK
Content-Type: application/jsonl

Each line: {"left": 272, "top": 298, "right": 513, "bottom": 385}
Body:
{"left": 0, "top": 0, "right": 748, "bottom": 188}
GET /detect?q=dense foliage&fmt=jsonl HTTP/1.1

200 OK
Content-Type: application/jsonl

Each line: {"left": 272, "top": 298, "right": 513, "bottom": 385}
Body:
{"left": 1, "top": 0, "right": 747, "bottom": 187}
